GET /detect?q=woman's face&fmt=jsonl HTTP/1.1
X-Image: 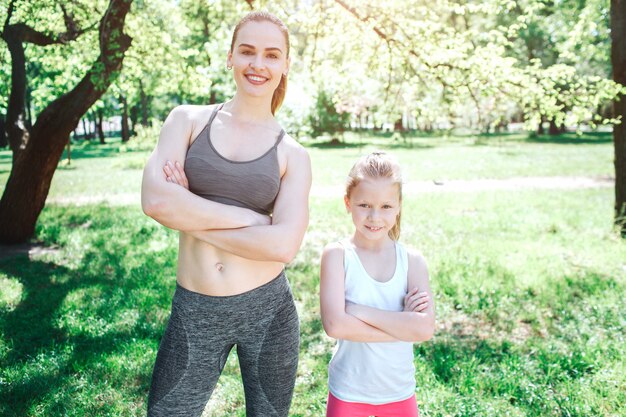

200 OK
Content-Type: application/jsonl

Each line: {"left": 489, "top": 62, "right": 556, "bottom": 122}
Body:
{"left": 227, "top": 20, "right": 290, "bottom": 100}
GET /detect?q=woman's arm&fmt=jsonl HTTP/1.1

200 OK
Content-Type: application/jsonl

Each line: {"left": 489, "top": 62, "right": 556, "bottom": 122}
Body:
{"left": 346, "top": 249, "right": 436, "bottom": 343}
{"left": 320, "top": 243, "right": 399, "bottom": 342}
{"left": 187, "top": 139, "right": 312, "bottom": 263}
{"left": 141, "top": 105, "right": 270, "bottom": 231}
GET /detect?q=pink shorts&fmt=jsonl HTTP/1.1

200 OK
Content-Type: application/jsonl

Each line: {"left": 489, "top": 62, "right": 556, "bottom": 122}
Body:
{"left": 326, "top": 392, "right": 419, "bottom": 417}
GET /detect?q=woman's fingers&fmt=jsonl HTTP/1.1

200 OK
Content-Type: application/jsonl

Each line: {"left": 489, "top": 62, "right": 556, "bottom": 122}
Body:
{"left": 163, "top": 163, "right": 178, "bottom": 184}
{"left": 174, "top": 161, "right": 189, "bottom": 189}
{"left": 163, "top": 161, "right": 189, "bottom": 189}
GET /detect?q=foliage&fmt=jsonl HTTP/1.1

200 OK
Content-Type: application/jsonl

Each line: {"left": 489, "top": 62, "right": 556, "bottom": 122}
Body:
{"left": 2, "top": 0, "right": 622, "bottom": 135}
{"left": 3, "top": 1, "right": 110, "bottom": 116}
{"left": 308, "top": 89, "right": 351, "bottom": 138}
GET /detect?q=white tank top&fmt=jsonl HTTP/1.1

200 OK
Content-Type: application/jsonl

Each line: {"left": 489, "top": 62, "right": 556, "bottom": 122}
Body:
{"left": 328, "top": 240, "right": 416, "bottom": 404}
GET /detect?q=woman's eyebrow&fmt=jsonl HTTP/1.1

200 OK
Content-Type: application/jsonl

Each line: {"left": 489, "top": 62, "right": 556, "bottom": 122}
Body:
{"left": 238, "top": 43, "right": 283, "bottom": 54}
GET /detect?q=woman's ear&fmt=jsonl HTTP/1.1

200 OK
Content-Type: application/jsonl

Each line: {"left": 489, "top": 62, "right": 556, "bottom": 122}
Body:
{"left": 226, "top": 52, "right": 233, "bottom": 70}
{"left": 284, "top": 56, "right": 291, "bottom": 76}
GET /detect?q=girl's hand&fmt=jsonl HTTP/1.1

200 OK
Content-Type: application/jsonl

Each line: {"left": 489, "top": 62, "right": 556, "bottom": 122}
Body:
{"left": 163, "top": 160, "right": 189, "bottom": 189}
{"left": 404, "top": 288, "right": 429, "bottom": 313}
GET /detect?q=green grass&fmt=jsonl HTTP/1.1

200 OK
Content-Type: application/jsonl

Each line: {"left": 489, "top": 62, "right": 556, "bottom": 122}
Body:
{"left": 1, "top": 132, "right": 625, "bottom": 416}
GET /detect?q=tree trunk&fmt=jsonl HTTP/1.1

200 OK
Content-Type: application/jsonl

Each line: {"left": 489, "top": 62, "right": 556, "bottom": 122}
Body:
{"left": 88, "top": 111, "right": 97, "bottom": 139}
{"left": 548, "top": 119, "right": 565, "bottom": 135}
{"left": 393, "top": 117, "right": 404, "bottom": 132}
{"left": 612, "top": 0, "right": 626, "bottom": 236}
{"left": 139, "top": 80, "right": 149, "bottom": 126}
{"left": 97, "top": 109, "right": 105, "bottom": 144}
{"left": 0, "top": 115, "right": 7, "bottom": 148}
{"left": 25, "top": 84, "right": 33, "bottom": 129}
{"left": 81, "top": 117, "right": 88, "bottom": 139}
{"left": 1, "top": 23, "right": 29, "bottom": 159}
{"left": 0, "top": 0, "right": 133, "bottom": 243}
{"left": 537, "top": 116, "right": 546, "bottom": 135}
{"left": 120, "top": 94, "right": 130, "bottom": 142}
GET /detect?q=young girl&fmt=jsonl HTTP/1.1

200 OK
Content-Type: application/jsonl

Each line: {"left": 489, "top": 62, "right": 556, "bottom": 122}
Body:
{"left": 320, "top": 151, "right": 435, "bottom": 417}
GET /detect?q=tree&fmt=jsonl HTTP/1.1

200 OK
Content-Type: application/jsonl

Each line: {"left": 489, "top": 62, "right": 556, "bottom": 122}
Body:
{"left": 0, "top": 0, "right": 133, "bottom": 243}
{"left": 612, "top": 0, "right": 626, "bottom": 235}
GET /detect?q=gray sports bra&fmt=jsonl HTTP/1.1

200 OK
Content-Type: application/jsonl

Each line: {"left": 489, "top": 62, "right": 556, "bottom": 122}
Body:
{"left": 184, "top": 104, "right": 284, "bottom": 215}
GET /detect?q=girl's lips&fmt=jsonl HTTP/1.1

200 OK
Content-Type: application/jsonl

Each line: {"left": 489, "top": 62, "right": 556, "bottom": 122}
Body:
{"left": 366, "top": 225, "right": 383, "bottom": 231}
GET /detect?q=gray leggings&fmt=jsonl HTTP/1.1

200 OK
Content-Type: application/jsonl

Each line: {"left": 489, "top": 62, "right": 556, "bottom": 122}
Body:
{"left": 147, "top": 272, "right": 300, "bottom": 417}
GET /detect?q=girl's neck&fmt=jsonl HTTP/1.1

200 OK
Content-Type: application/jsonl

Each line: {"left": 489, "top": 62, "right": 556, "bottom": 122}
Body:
{"left": 225, "top": 94, "right": 274, "bottom": 124}
{"left": 350, "top": 233, "right": 395, "bottom": 252}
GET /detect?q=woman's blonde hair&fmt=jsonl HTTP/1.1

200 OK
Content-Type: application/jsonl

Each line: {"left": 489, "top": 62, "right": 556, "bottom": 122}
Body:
{"left": 230, "top": 11, "right": 289, "bottom": 115}
{"left": 345, "top": 151, "right": 403, "bottom": 240}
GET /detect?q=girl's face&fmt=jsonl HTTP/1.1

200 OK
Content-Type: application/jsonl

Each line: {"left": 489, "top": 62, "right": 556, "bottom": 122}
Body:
{"left": 227, "top": 20, "right": 290, "bottom": 100}
{"left": 345, "top": 177, "right": 401, "bottom": 241}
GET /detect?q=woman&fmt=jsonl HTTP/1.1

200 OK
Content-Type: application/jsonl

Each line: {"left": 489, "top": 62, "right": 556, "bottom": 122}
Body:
{"left": 141, "top": 11, "right": 311, "bottom": 417}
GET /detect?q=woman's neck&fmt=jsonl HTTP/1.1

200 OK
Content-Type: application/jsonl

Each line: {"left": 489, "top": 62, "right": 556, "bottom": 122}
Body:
{"left": 225, "top": 94, "right": 274, "bottom": 124}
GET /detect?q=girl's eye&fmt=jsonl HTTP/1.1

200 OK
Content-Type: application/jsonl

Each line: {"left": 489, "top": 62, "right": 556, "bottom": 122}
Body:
{"left": 383, "top": 205, "right": 392, "bottom": 209}
{"left": 267, "top": 54, "right": 278, "bottom": 59}
{"left": 242, "top": 50, "right": 253, "bottom": 55}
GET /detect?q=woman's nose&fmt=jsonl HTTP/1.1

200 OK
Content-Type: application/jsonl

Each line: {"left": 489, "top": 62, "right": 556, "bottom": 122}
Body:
{"left": 250, "top": 55, "right": 265, "bottom": 70}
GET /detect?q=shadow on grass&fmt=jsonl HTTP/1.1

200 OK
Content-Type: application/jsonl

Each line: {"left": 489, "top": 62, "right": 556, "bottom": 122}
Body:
{"left": 306, "top": 140, "right": 367, "bottom": 149}
{"left": 60, "top": 145, "right": 124, "bottom": 160}
{"left": 0, "top": 206, "right": 176, "bottom": 416}
{"left": 525, "top": 132, "right": 613, "bottom": 145}
{"left": 306, "top": 139, "right": 434, "bottom": 150}
{"left": 0, "top": 252, "right": 159, "bottom": 416}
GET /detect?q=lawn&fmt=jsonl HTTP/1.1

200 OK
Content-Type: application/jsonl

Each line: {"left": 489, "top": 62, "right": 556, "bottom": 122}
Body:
{"left": 0, "top": 132, "right": 625, "bottom": 416}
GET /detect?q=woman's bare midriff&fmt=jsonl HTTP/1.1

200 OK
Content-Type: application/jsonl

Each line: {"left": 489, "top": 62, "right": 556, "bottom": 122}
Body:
{"left": 175, "top": 232, "right": 285, "bottom": 296}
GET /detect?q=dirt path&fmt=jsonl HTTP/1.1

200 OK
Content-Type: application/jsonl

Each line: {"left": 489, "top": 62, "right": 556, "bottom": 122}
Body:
{"left": 311, "top": 175, "right": 614, "bottom": 197}
{"left": 2, "top": 175, "right": 614, "bottom": 261}
{"left": 45, "top": 175, "right": 614, "bottom": 206}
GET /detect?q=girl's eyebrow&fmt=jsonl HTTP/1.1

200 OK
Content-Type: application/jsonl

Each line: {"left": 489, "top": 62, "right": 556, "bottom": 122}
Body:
{"left": 238, "top": 43, "right": 283, "bottom": 54}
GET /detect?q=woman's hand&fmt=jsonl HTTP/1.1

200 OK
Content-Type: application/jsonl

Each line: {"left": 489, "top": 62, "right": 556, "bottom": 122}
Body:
{"left": 163, "top": 160, "right": 189, "bottom": 189}
{"left": 164, "top": 160, "right": 271, "bottom": 227}
{"left": 403, "top": 288, "right": 429, "bottom": 313}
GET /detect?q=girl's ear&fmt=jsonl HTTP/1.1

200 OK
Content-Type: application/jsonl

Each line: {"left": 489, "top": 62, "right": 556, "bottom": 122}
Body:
{"left": 344, "top": 195, "right": 351, "bottom": 212}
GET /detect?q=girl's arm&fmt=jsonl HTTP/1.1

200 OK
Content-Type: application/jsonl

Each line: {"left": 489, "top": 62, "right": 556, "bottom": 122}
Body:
{"left": 186, "top": 138, "right": 312, "bottom": 263}
{"left": 320, "top": 242, "right": 399, "bottom": 342}
{"left": 141, "top": 105, "right": 269, "bottom": 231}
{"left": 346, "top": 248, "right": 436, "bottom": 343}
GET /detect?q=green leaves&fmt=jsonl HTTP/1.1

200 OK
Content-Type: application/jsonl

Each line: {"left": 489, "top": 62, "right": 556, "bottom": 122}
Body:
{"left": 0, "top": 0, "right": 620, "bottom": 136}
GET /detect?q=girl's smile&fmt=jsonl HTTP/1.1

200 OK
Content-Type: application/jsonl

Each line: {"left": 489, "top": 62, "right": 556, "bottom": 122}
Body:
{"left": 345, "top": 177, "right": 401, "bottom": 245}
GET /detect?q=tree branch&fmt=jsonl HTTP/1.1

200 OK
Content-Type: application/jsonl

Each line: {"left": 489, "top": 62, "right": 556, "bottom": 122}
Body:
{"left": 3, "top": 0, "right": 15, "bottom": 33}
{"left": 4, "top": 3, "right": 86, "bottom": 46}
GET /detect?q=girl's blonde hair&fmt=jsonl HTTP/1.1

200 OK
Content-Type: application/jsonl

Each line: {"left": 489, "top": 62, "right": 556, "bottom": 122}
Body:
{"left": 230, "top": 11, "right": 289, "bottom": 115}
{"left": 345, "top": 151, "right": 403, "bottom": 240}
